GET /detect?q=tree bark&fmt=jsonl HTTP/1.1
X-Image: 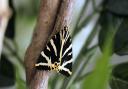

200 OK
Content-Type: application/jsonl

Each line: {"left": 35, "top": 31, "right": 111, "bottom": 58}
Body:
{"left": 24, "top": 0, "right": 74, "bottom": 89}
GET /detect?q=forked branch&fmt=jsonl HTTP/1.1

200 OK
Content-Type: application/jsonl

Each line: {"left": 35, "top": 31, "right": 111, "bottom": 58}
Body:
{"left": 24, "top": 0, "right": 74, "bottom": 89}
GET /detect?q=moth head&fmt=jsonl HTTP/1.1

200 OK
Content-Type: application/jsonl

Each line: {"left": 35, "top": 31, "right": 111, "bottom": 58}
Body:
{"left": 50, "top": 62, "right": 60, "bottom": 72}
{"left": 64, "top": 26, "right": 68, "bottom": 31}
{"left": 54, "top": 62, "right": 58, "bottom": 66}
{"left": 54, "top": 62, "right": 60, "bottom": 68}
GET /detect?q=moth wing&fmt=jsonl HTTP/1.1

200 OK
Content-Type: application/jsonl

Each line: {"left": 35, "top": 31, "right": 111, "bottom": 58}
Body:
{"left": 59, "top": 29, "right": 72, "bottom": 77}
{"left": 35, "top": 31, "right": 61, "bottom": 71}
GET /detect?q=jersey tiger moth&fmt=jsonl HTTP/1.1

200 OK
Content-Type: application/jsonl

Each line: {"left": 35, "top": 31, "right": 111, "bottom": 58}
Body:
{"left": 35, "top": 26, "right": 72, "bottom": 77}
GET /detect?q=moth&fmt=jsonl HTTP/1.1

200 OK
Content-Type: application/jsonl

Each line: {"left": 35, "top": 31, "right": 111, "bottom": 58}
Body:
{"left": 35, "top": 26, "right": 72, "bottom": 77}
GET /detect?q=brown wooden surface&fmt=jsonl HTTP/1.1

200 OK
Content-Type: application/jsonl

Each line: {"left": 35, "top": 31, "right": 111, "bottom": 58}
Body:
{"left": 24, "top": 0, "right": 74, "bottom": 89}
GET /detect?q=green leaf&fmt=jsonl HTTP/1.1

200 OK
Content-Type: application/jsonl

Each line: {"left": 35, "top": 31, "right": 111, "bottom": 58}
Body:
{"left": 82, "top": 32, "right": 113, "bottom": 89}
{"left": 82, "top": 51, "right": 111, "bottom": 89}
{"left": 72, "top": 0, "right": 89, "bottom": 37}
{"left": 114, "top": 19, "right": 128, "bottom": 55}
{"left": 15, "top": 67, "right": 26, "bottom": 89}
{"left": 99, "top": 11, "right": 124, "bottom": 55}
{"left": 110, "top": 63, "right": 128, "bottom": 89}
{"left": 105, "top": 0, "right": 128, "bottom": 15}
{"left": 99, "top": 11, "right": 128, "bottom": 55}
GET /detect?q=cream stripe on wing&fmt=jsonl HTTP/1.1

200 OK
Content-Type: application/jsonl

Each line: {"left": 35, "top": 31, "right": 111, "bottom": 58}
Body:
{"left": 46, "top": 45, "right": 50, "bottom": 51}
{"left": 59, "top": 66, "right": 72, "bottom": 75}
{"left": 62, "top": 59, "right": 72, "bottom": 67}
{"left": 41, "top": 51, "right": 51, "bottom": 65}
{"left": 50, "top": 39, "right": 57, "bottom": 56}
{"left": 65, "top": 31, "right": 69, "bottom": 42}
{"left": 35, "top": 63, "right": 49, "bottom": 66}
{"left": 68, "top": 52, "right": 72, "bottom": 56}
{"left": 62, "top": 44, "right": 72, "bottom": 57}
{"left": 59, "top": 31, "right": 65, "bottom": 64}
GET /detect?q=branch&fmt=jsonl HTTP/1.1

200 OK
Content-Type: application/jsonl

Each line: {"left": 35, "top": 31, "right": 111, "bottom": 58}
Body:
{"left": 24, "top": 0, "right": 60, "bottom": 88}
{"left": 0, "top": 0, "right": 12, "bottom": 58}
{"left": 24, "top": 0, "right": 74, "bottom": 89}
{"left": 52, "top": 0, "right": 74, "bottom": 35}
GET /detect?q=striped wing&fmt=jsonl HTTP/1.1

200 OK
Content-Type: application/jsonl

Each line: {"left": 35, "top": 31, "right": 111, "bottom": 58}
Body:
{"left": 35, "top": 27, "right": 72, "bottom": 77}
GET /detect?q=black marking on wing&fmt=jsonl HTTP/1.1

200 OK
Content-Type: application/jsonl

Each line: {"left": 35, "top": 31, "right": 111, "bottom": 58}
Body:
{"left": 35, "top": 26, "right": 72, "bottom": 77}
{"left": 36, "top": 65, "right": 51, "bottom": 70}
{"left": 59, "top": 69, "right": 71, "bottom": 77}
{"left": 37, "top": 54, "right": 47, "bottom": 64}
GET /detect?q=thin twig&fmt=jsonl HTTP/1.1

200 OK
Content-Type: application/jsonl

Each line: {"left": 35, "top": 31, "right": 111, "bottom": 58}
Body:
{"left": 72, "top": 0, "right": 89, "bottom": 37}
{"left": 4, "top": 39, "right": 24, "bottom": 67}
{"left": 52, "top": 0, "right": 74, "bottom": 36}
{"left": 74, "top": 70, "right": 92, "bottom": 83}
{"left": 72, "top": 0, "right": 102, "bottom": 37}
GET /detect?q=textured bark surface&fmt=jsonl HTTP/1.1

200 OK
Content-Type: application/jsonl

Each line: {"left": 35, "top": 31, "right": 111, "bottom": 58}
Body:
{"left": 24, "top": 0, "right": 74, "bottom": 89}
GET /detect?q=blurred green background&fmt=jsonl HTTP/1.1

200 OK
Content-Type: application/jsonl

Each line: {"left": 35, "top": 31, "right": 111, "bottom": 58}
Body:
{"left": 1, "top": 0, "right": 128, "bottom": 89}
